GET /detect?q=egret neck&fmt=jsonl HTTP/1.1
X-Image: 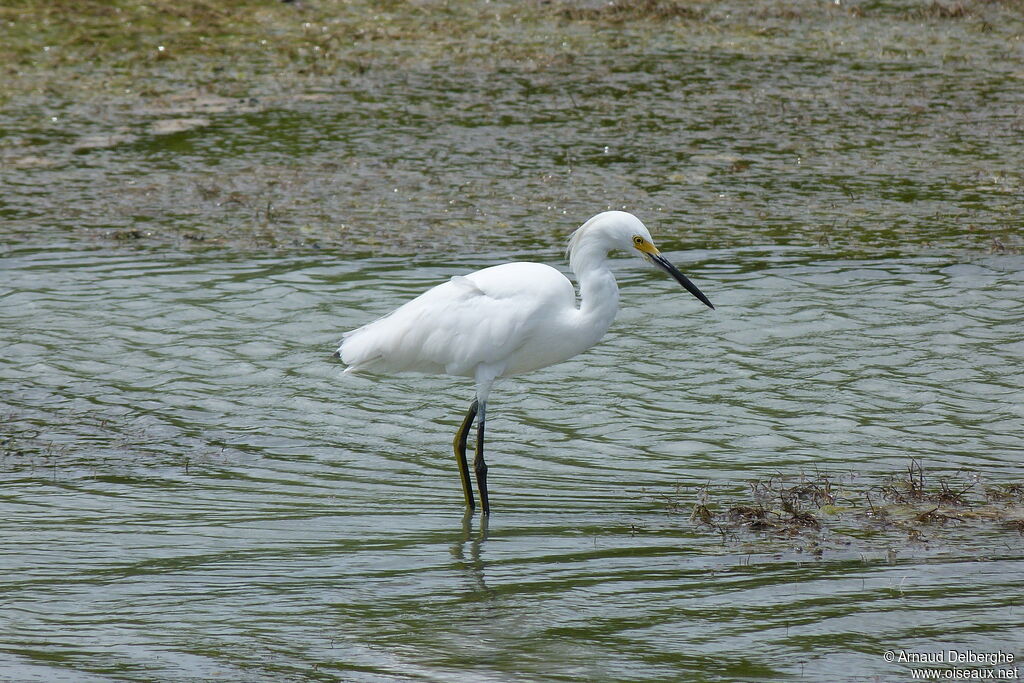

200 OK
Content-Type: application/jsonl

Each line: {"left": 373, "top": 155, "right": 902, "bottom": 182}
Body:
{"left": 571, "top": 246, "right": 620, "bottom": 353}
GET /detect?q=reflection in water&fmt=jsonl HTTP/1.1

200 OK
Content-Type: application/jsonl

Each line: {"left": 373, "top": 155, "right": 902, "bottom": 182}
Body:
{"left": 452, "top": 510, "right": 491, "bottom": 601}
{"left": 1, "top": 246, "right": 1022, "bottom": 681}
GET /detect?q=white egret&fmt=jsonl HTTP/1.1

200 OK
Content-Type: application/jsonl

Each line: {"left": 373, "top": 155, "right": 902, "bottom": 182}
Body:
{"left": 336, "top": 211, "right": 714, "bottom": 514}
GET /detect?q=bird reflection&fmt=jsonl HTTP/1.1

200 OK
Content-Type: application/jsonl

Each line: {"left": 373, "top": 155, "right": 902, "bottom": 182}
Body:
{"left": 450, "top": 509, "right": 491, "bottom": 599}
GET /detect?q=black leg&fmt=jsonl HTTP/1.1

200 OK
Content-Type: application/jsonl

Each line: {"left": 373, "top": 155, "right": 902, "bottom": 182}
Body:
{"left": 474, "top": 401, "right": 490, "bottom": 515}
{"left": 453, "top": 399, "right": 478, "bottom": 510}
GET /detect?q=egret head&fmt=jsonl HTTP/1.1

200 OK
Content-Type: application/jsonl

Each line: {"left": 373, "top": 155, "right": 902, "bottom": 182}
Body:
{"left": 568, "top": 211, "right": 714, "bottom": 310}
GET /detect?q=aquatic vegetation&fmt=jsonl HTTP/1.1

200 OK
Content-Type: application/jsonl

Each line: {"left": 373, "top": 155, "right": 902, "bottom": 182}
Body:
{"left": 661, "top": 460, "right": 1024, "bottom": 552}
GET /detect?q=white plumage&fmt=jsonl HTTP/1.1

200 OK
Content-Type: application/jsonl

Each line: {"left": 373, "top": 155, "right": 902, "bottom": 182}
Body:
{"left": 340, "top": 260, "right": 605, "bottom": 378}
{"left": 336, "top": 211, "right": 714, "bottom": 514}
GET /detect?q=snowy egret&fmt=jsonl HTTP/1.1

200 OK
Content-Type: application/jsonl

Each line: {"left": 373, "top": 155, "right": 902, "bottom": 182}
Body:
{"left": 336, "top": 211, "right": 713, "bottom": 514}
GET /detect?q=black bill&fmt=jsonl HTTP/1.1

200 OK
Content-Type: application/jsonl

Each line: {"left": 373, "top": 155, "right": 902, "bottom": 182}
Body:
{"left": 651, "top": 253, "right": 715, "bottom": 310}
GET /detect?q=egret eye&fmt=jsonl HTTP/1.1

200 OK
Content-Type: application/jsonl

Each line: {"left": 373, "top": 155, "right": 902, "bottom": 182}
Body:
{"left": 633, "top": 236, "right": 644, "bottom": 245}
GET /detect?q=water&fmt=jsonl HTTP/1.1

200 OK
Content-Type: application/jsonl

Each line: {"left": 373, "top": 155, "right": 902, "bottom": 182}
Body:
{"left": 2, "top": 243, "right": 1022, "bottom": 681}
{"left": 3, "top": 2, "right": 1024, "bottom": 679}
{"left": 3, "top": 24, "right": 1022, "bottom": 255}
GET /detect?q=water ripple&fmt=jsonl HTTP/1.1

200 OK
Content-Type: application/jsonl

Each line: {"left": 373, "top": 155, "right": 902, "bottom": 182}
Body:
{"left": 2, "top": 245, "right": 1022, "bottom": 681}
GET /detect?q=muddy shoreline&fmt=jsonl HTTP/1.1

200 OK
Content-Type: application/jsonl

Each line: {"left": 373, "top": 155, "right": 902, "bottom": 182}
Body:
{"left": 2, "top": 0, "right": 1022, "bottom": 255}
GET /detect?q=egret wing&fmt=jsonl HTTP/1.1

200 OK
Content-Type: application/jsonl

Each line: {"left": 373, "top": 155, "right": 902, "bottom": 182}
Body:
{"left": 339, "top": 263, "right": 573, "bottom": 378}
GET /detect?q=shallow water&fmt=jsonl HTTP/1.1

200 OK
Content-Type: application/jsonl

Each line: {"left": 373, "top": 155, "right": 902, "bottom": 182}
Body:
{"left": 3, "top": 11, "right": 1022, "bottom": 255}
{"left": 2, "top": 242, "right": 1022, "bottom": 681}
{"left": 3, "top": 2, "right": 1024, "bottom": 679}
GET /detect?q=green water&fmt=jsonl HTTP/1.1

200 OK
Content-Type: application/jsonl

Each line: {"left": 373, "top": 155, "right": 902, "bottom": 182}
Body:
{"left": 2, "top": 2, "right": 1024, "bottom": 680}
{"left": 2, "top": 245, "right": 1022, "bottom": 681}
{"left": 3, "top": 12, "right": 1022, "bottom": 254}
